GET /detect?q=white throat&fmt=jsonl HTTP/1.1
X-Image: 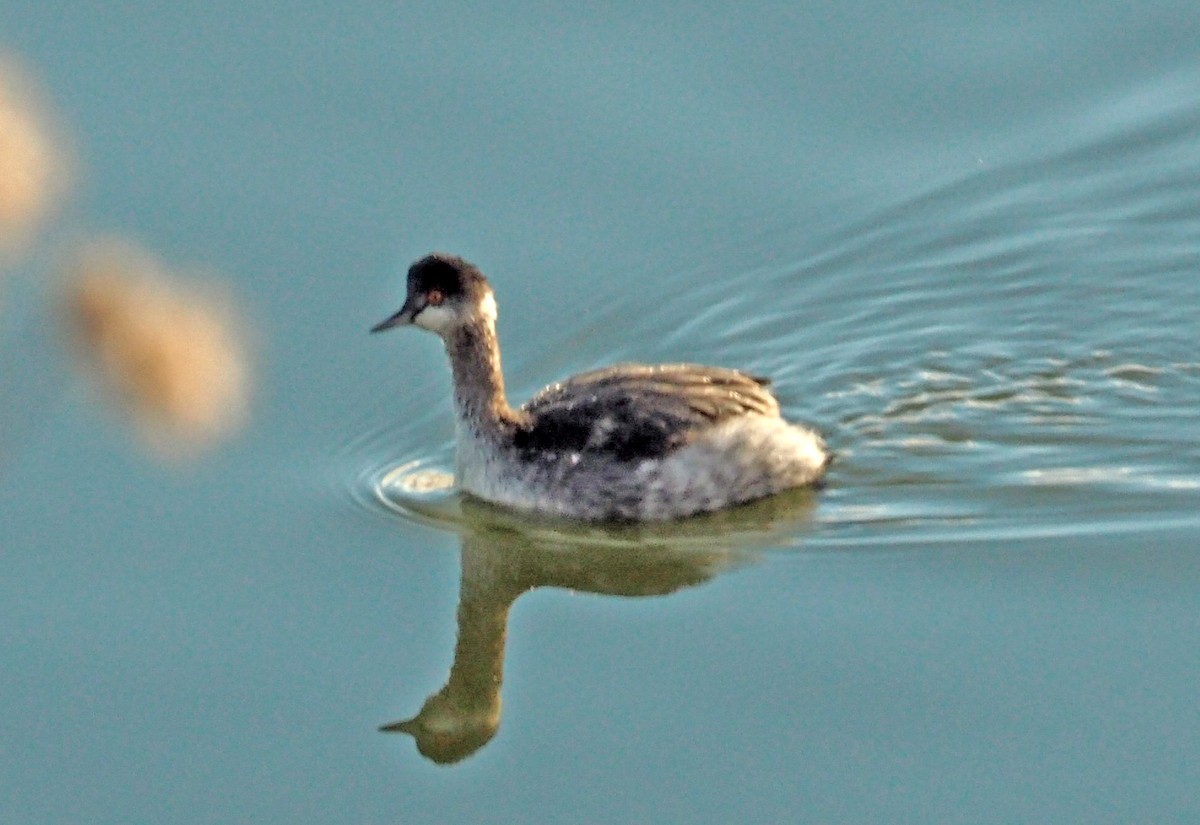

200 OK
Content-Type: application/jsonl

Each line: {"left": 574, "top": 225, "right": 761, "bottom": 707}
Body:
{"left": 414, "top": 304, "right": 456, "bottom": 335}
{"left": 416, "top": 290, "right": 498, "bottom": 337}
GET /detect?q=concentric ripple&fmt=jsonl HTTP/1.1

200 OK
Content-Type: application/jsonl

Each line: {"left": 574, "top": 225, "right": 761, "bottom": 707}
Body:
{"left": 341, "top": 82, "right": 1200, "bottom": 549}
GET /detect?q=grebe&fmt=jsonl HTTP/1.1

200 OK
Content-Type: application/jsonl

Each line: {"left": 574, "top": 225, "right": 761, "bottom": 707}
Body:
{"left": 371, "top": 254, "right": 829, "bottom": 520}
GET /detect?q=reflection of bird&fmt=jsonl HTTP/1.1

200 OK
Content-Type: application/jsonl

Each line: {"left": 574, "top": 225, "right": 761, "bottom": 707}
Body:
{"left": 381, "top": 492, "right": 817, "bottom": 765}
{"left": 371, "top": 254, "right": 830, "bottom": 520}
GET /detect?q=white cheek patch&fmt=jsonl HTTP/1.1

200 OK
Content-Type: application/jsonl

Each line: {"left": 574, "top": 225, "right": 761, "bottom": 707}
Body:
{"left": 479, "top": 291, "right": 497, "bottom": 324}
{"left": 415, "top": 304, "right": 456, "bottom": 334}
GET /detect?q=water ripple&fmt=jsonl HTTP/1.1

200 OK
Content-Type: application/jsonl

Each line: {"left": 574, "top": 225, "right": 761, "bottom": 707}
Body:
{"left": 631, "top": 89, "right": 1200, "bottom": 544}
{"left": 341, "top": 84, "right": 1200, "bottom": 548}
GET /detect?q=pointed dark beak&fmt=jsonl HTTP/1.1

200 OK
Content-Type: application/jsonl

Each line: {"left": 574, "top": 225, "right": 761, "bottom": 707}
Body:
{"left": 379, "top": 717, "right": 419, "bottom": 734}
{"left": 370, "top": 297, "right": 420, "bottom": 333}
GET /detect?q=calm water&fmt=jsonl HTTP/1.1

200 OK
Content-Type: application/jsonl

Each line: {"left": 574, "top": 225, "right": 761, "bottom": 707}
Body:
{"left": 3, "top": 2, "right": 1200, "bottom": 823}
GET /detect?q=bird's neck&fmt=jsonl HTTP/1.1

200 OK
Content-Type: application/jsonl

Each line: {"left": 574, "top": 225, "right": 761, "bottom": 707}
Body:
{"left": 436, "top": 541, "right": 525, "bottom": 712}
{"left": 444, "top": 318, "right": 516, "bottom": 433}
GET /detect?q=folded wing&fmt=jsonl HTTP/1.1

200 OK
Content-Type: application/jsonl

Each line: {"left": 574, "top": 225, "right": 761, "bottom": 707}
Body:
{"left": 514, "top": 363, "right": 781, "bottom": 461}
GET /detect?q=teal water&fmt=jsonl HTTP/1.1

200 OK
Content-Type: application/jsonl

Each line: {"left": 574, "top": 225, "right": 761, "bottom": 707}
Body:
{"left": 3, "top": 2, "right": 1200, "bottom": 823}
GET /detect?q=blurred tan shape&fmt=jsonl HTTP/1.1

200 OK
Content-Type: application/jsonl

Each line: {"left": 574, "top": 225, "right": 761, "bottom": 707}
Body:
{"left": 65, "top": 239, "right": 251, "bottom": 458}
{"left": 0, "top": 55, "right": 67, "bottom": 255}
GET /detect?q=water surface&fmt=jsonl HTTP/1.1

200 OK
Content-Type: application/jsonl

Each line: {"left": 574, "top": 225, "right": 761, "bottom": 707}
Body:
{"left": 3, "top": 2, "right": 1200, "bottom": 823}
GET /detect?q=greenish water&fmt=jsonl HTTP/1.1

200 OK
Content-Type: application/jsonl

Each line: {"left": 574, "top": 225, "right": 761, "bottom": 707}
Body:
{"left": 3, "top": 2, "right": 1200, "bottom": 823}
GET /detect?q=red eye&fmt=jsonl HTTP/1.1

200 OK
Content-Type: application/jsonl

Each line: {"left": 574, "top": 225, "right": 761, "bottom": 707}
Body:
{"left": 426, "top": 289, "right": 445, "bottom": 306}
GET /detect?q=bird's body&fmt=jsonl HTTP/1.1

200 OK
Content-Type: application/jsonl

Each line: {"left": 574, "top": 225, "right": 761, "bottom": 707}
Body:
{"left": 372, "top": 254, "right": 829, "bottom": 520}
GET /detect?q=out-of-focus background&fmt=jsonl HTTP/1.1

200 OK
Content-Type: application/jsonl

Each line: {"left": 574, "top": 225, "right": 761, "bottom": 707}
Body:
{"left": 3, "top": 3, "right": 1200, "bottom": 823}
